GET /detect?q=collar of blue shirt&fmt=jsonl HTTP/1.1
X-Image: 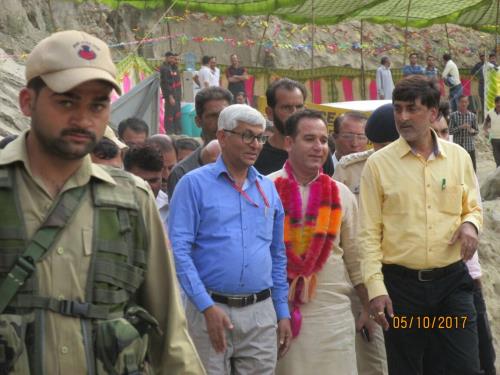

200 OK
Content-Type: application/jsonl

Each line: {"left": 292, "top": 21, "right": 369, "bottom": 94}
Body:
{"left": 212, "top": 155, "right": 261, "bottom": 184}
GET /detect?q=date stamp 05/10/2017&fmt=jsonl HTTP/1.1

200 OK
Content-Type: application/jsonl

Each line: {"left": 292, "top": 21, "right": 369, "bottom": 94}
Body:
{"left": 390, "top": 315, "right": 468, "bottom": 329}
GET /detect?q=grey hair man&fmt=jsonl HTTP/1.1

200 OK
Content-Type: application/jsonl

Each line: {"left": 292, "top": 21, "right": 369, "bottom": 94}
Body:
{"left": 169, "top": 104, "right": 291, "bottom": 374}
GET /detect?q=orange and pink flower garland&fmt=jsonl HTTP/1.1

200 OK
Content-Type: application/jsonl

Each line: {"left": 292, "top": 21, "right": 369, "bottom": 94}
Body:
{"left": 274, "top": 161, "right": 342, "bottom": 337}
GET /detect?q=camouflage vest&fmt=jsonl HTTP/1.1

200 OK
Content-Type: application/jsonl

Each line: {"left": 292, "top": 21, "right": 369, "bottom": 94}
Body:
{"left": 0, "top": 164, "right": 154, "bottom": 375}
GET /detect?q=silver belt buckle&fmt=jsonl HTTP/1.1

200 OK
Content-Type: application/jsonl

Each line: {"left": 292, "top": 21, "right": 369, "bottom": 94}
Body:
{"left": 226, "top": 296, "right": 243, "bottom": 307}
{"left": 418, "top": 269, "right": 433, "bottom": 282}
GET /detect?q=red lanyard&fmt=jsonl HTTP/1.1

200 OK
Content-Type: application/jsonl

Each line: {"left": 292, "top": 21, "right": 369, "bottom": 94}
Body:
{"left": 224, "top": 174, "right": 270, "bottom": 208}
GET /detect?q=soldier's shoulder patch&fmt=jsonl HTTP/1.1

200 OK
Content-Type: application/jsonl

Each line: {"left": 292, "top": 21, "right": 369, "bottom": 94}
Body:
{"left": 338, "top": 150, "right": 373, "bottom": 167}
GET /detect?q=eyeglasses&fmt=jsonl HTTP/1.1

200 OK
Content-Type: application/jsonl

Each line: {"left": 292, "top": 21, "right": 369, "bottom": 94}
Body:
{"left": 224, "top": 129, "right": 269, "bottom": 144}
{"left": 338, "top": 133, "right": 368, "bottom": 142}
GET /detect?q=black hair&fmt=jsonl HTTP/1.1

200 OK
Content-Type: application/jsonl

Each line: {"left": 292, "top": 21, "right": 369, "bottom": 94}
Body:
{"left": 443, "top": 53, "right": 452, "bottom": 61}
{"left": 195, "top": 87, "right": 233, "bottom": 118}
{"left": 123, "top": 144, "right": 163, "bottom": 172}
{"left": 266, "top": 78, "right": 307, "bottom": 109}
{"left": 284, "top": 109, "right": 326, "bottom": 138}
{"left": 92, "top": 138, "right": 119, "bottom": 160}
{"left": 393, "top": 75, "right": 440, "bottom": 109}
{"left": 202, "top": 55, "right": 211, "bottom": 65}
{"left": 380, "top": 56, "right": 389, "bottom": 65}
{"left": 117, "top": 118, "right": 149, "bottom": 139}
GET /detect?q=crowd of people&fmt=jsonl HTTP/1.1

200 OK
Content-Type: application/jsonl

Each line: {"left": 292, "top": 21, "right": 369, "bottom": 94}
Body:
{"left": 0, "top": 29, "right": 498, "bottom": 375}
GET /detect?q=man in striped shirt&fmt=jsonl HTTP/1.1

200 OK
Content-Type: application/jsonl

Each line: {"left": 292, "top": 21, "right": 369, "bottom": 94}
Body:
{"left": 449, "top": 95, "right": 478, "bottom": 171}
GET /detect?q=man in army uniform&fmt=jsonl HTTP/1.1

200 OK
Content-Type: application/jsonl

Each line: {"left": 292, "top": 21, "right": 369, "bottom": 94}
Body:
{"left": 332, "top": 103, "right": 399, "bottom": 375}
{"left": 0, "top": 30, "right": 204, "bottom": 374}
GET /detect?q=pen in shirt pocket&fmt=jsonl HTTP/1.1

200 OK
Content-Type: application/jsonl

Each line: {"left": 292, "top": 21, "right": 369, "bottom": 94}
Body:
{"left": 441, "top": 178, "right": 446, "bottom": 190}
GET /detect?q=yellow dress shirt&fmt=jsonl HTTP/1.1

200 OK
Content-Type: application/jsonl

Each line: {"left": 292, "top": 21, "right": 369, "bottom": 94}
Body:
{"left": 0, "top": 131, "right": 205, "bottom": 375}
{"left": 358, "top": 134, "right": 482, "bottom": 300}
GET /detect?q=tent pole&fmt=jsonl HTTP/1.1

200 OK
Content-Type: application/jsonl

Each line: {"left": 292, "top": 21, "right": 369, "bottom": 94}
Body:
{"left": 403, "top": 0, "right": 412, "bottom": 66}
{"left": 255, "top": 14, "right": 271, "bottom": 67}
{"left": 444, "top": 24, "right": 451, "bottom": 53}
{"left": 496, "top": 0, "right": 500, "bottom": 56}
{"left": 360, "top": 20, "right": 366, "bottom": 99}
{"left": 311, "top": 0, "right": 316, "bottom": 103}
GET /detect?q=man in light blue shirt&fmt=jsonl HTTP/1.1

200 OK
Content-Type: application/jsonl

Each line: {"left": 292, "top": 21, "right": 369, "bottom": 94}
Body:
{"left": 169, "top": 104, "right": 291, "bottom": 374}
{"left": 402, "top": 52, "right": 425, "bottom": 77}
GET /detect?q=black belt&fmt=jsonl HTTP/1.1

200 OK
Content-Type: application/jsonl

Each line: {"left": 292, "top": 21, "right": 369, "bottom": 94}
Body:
{"left": 210, "top": 289, "right": 271, "bottom": 308}
{"left": 382, "top": 261, "right": 464, "bottom": 282}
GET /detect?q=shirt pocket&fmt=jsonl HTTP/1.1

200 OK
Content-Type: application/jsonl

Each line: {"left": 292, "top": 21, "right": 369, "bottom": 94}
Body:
{"left": 438, "top": 185, "right": 463, "bottom": 215}
{"left": 256, "top": 208, "right": 274, "bottom": 241}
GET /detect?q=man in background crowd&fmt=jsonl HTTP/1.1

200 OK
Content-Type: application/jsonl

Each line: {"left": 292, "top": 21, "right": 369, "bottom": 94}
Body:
{"left": 254, "top": 78, "right": 335, "bottom": 175}
{"left": 483, "top": 95, "right": 500, "bottom": 167}
{"left": 471, "top": 52, "right": 486, "bottom": 113}
{"left": 226, "top": 54, "right": 248, "bottom": 100}
{"left": 376, "top": 56, "right": 394, "bottom": 100}
{"left": 198, "top": 56, "right": 220, "bottom": 88}
{"left": 91, "top": 126, "right": 127, "bottom": 168}
{"left": 402, "top": 52, "right": 425, "bottom": 76}
{"left": 424, "top": 55, "right": 439, "bottom": 79}
{"left": 167, "top": 87, "right": 232, "bottom": 198}
{"left": 175, "top": 137, "right": 200, "bottom": 161}
{"left": 449, "top": 95, "right": 478, "bottom": 171}
{"left": 331, "top": 112, "right": 368, "bottom": 169}
{"left": 118, "top": 117, "right": 149, "bottom": 147}
{"left": 160, "top": 51, "right": 182, "bottom": 135}
{"left": 442, "top": 53, "right": 462, "bottom": 112}
{"left": 124, "top": 144, "right": 164, "bottom": 198}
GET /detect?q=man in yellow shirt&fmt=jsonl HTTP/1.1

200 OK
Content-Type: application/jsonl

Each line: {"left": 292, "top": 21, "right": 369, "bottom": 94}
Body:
{"left": 359, "top": 76, "right": 482, "bottom": 375}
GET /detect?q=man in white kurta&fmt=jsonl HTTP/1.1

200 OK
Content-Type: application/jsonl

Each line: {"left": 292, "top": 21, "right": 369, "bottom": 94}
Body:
{"left": 376, "top": 56, "right": 394, "bottom": 100}
{"left": 269, "top": 109, "right": 374, "bottom": 375}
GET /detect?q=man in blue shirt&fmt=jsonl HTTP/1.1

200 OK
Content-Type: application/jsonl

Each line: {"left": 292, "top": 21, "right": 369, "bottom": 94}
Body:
{"left": 169, "top": 104, "right": 291, "bottom": 374}
{"left": 402, "top": 52, "right": 425, "bottom": 77}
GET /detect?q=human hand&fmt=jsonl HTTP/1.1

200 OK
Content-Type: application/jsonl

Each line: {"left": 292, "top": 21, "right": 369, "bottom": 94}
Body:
{"left": 449, "top": 222, "right": 478, "bottom": 261}
{"left": 169, "top": 96, "right": 176, "bottom": 106}
{"left": 369, "top": 295, "right": 394, "bottom": 331}
{"left": 203, "top": 305, "right": 234, "bottom": 353}
{"left": 277, "top": 319, "right": 292, "bottom": 359}
{"left": 356, "top": 308, "right": 377, "bottom": 342}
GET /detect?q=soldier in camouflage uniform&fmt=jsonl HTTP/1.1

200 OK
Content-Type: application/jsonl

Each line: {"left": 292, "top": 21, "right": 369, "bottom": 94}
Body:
{"left": 0, "top": 30, "right": 204, "bottom": 375}
{"left": 333, "top": 103, "right": 399, "bottom": 375}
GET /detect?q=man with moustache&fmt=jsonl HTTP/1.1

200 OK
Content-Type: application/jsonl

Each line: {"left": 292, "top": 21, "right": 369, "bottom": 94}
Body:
{"left": 169, "top": 104, "right": 291, "bottom": 374}
{"left": 359, "top": 76, "right": 482, "bottom": 375}
{"left": 0, "top": 30, "right": 203, "bottom": 374}
{"left": 254, "top": 78, "right": 335, "bottom": 176}
{"left": 331, "top": 112, "right": 368, "bottom": 169}
{"left": 167, "top": 86, "right": 232, "bottom": 198}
